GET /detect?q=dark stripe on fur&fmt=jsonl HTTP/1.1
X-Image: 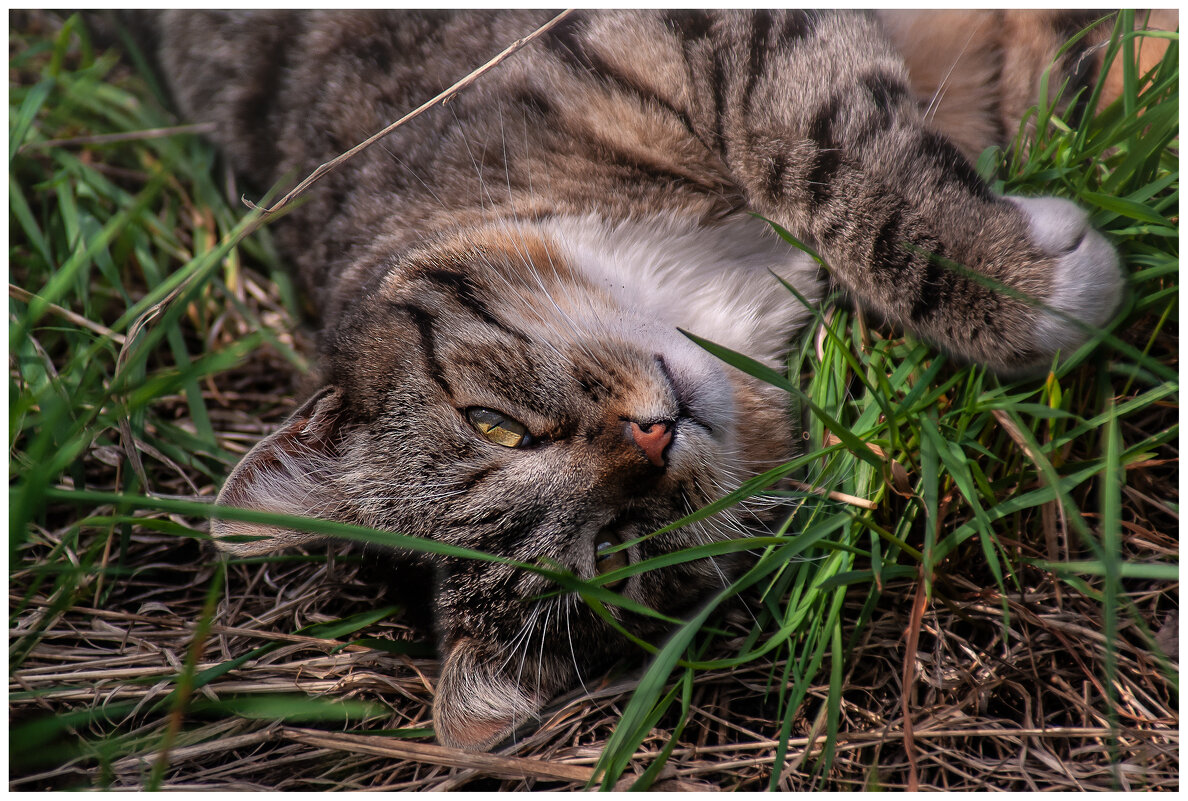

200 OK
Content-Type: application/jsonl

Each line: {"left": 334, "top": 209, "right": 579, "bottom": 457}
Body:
{"left": 546, "top": 14, "right": 709, "bottom": 153}
{"left": 802, "top": 92, "right": 845, "bottom": 212}
{"left": 806, "top": 92, "right": 840, "bottom": 148}
{"left": 910, "top": 259, "right": 948, "bottom": 321}
{"left": 235, "top": 15, "right": 301, "bottom": 173}
{"left": 741, "top": 10, "right": 774, "bottom": 114}
{"left": 871, "top": 207, "right": 906, "bottom": 274}
{"left": 662, "top": 9, "right": 714, "bottom": 42}
{"left": 459, "top": 464, "right": 497, "bottom": 491}
{"left": 763, "top": 152, "right": 787, "bottom": 201}
{"left": 571, "top": 364, "right": 610, "bottom": 404}
{"left": 806, "top": 147, "right": 842, "bottom": 210}
{"left": 709, "top": 50, "right": 728, "bottom": 154}
{"left": 394, "top": 303, "right": 453, "bottom": 397}
{"left": 915, "top": 130, "right": 994, "bottom": 201}
{"left": 862, "top": 71, "right": 910, "bottom": 113}
{"left": 779, "top": 11, "right": 811, "bottom": 44}
{"left": 853, "top": 71, "right": 909, "bottom": 146}
{"left": 597, "top": 144, "right": 712, "bottom": 192}
{"left": 420, "top": 269, "right": 531, "bottom": 342}
{"left": 513, "top": 88, "right": 554, "bottom": 119}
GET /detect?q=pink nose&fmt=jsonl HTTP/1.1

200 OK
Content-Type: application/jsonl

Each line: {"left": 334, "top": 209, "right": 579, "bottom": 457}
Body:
{"left": 629, "top": 420, "right": 673, "bottom": 467}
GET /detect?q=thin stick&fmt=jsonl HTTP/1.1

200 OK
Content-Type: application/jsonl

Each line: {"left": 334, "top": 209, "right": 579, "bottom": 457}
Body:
{"left": 242, "top": 9, "right": 574, "bottom": 228}
{"left": 20, "top": 122, "right": 217, "bottom": 152}
{"left": 553, "top": 724, "right": 1175, "bottom": 765}
{"left": 282, "top": 728, "right": 596, "bottom": 784}
{"left": 9, "top": 284, "right": 127, "bottom": 345}
{"left": 903, "top": 565, "right": 929, "bottom": 792}
{"left": 110, "top": 730, "right": 277, "bottom": 773}
{"left": 785, "top": 478, "right": 877, "bottom": 510}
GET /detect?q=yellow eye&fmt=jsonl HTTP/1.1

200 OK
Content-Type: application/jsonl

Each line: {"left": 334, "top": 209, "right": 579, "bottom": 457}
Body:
{"left": 466, "top": 408, "right": 531, "bottom": 448}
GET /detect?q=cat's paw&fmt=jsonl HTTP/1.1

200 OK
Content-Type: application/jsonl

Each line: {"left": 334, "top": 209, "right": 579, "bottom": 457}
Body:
{"left": 433, "top": 638, "right": 543, "bottom": 751}
{"left": 1006, "top": 195, "right": 1124, "bottom": 362}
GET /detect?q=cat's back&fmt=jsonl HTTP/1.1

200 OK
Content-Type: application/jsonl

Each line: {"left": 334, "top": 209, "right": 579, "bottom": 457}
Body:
{"left": 153, "top": 10, "right": 1129, "bottom": 372}
{"left": 159, "top": 11, "right": 539, "bottom": 183}
{"left": 157, "top": 10, "right": 748, "bottom": 315}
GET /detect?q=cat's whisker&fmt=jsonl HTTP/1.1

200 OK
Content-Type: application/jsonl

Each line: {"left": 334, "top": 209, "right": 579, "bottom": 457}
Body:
{"left": 381, "top": 144, "right": 448, "bottom": 210}
{"left": 534, "top": 600, "right": 556, "bottom": 706}
{"left": 495, "top": 599, "right": 542, "bottom": 664}
{"left": 506, "top": 610, "right": 539, "bottom": 745}
{"left": 707, "top": 552, "right": 730, "bottom": 590}
{"left": 923, "top": 25, "right": 980, "bottom": 124}
{"left": 564, "top": 594, "right": 590, "bottom": 696}
{"left": 450, "top": 105, "right": 505, "bottom": 219}
{"left": 504, "top": 600, "right": 544, "bottom": 680}
{"left": 668, "top": 500, "right": 756, "bottom": 598}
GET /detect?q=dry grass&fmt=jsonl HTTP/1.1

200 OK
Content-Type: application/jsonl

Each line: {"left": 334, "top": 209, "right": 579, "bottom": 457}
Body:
{"left": 11, "top": 536, "right": 1178, "bottom": 790}
{"left": 9, "top": 11, "right": 1178, "bottom": 791}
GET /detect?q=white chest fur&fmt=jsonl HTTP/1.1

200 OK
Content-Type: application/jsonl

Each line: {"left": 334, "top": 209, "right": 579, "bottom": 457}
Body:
{"left": 538, "top": 213, "right": 823, "bottom": 365}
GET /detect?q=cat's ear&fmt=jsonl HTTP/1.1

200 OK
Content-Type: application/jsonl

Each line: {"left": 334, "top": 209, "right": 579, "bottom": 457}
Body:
{"left": 433, "top": 637, "right": 544, "bottom": 751}
{"left": 212, "top": 386, "right": 346, "bottom": 556}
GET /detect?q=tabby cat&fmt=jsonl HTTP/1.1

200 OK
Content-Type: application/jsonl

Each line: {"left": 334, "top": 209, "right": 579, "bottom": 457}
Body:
{"left": 147, "top": 10, "right": 1129, "bottom": 750}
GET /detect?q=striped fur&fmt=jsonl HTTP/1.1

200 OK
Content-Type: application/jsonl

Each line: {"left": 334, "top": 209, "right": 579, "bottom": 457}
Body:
{"left": 148, "top": 10, "right": 1129, "bottom": 749}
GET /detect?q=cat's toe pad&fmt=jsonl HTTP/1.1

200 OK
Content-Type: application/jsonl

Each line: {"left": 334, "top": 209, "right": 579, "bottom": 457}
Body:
{"left": 1005, "top": 195, "right": 1124, "bottom": 358}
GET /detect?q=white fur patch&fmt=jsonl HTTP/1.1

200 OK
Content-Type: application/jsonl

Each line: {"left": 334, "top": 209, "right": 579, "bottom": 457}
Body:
{"left": 537, "top": 212, "right": 823, "bottom": 363}
{"left": 1006, "top": 195, "right": 1124, "bottom": 357}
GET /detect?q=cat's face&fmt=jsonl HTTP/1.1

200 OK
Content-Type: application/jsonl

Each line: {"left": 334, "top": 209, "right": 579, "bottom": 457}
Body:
{"left": 214, "top": 224, "right": 795, "bottom": 749}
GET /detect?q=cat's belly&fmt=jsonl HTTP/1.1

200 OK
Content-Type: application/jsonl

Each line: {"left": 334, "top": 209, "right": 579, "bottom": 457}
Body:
{"left": 537, "top": 212, "right": 824, "bottom": 366}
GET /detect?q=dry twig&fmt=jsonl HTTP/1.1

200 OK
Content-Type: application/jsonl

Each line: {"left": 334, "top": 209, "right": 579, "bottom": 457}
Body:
{"left": 240, "top": 10, "right": 574, "bottom": 231}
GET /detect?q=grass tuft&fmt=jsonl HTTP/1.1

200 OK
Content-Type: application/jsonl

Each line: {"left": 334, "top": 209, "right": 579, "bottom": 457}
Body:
{"left": 9, "top": 11, "right": 1177, "bottom": 791}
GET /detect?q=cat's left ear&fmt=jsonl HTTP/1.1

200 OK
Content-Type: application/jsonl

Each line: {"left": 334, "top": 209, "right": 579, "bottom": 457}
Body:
{"left": 212, "top": 386, "right": 346, "bottom": 556}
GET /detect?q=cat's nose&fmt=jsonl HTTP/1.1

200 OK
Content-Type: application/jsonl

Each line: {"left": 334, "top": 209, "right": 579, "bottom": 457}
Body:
{"left": 627, "top": 419, "right": 674, "bottom": 467}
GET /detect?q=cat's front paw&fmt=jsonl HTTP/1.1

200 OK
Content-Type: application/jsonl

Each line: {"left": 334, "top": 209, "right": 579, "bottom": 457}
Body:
{"left": 432, "top": 638, "right": 545, "bottom": 751}
{"left": 1006, "top": 195, "right": 1124, "bottom": 364}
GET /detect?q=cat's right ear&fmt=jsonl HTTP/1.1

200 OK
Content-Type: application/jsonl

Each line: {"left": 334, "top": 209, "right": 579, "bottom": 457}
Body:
{"left": 212, "top": 386, "right": 346, "bottom": 556}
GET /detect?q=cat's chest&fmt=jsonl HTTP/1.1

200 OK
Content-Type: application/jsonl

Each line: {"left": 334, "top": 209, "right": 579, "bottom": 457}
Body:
{"left": 538, "top": 213, "right": 824, "bottom": 364}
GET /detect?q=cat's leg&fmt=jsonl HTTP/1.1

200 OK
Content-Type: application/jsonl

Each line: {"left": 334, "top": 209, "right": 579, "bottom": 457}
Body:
{"left": 673, "top": 10, "right": 1124, "bottom": 374}
{"left": 878, "top": 10, "right": 1177, "bottom": 161}
{"left": 870, "top": 10, "right": 1007, "bottom": 160}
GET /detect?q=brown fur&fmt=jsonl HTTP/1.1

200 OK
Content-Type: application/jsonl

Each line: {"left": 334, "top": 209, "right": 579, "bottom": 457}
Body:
{"left": 143, "top": 10, "right": 1138, "bottom": 750}
{"left": 881, "top": 10, "right": 1177, "bottom": 158}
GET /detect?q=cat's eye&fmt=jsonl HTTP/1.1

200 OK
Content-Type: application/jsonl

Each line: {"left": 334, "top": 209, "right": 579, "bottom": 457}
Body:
{"left": 595, "top": 531, "right": 629, "bottom": 586}
{"left": 466, "top": 407, "right": 531, "bottom": 448}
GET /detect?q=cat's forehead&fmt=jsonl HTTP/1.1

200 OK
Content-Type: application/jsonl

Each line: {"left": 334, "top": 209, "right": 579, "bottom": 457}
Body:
{"left": 366, "top": 227, "right": 666, "bottom": 372}
{"left": 328, "top": 230, "right": 676, "bottom": 424}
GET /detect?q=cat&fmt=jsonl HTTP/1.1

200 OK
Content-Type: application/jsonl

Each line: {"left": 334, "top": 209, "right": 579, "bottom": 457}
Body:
{"left": 144, "top": 10, "right": 1129, "bottom": 750}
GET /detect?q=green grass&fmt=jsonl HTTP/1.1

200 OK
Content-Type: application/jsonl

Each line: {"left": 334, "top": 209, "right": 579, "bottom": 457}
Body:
{"left": 9, "top": 11, "right": 1178, "bottom": 791}
{"left": 584, "top": 12, "right": 1178, "bottom": 789}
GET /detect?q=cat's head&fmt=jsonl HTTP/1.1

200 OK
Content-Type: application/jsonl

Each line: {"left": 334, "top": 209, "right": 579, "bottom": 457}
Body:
{"left": 213, "top": 224, "right": 795, "bottom": 749}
